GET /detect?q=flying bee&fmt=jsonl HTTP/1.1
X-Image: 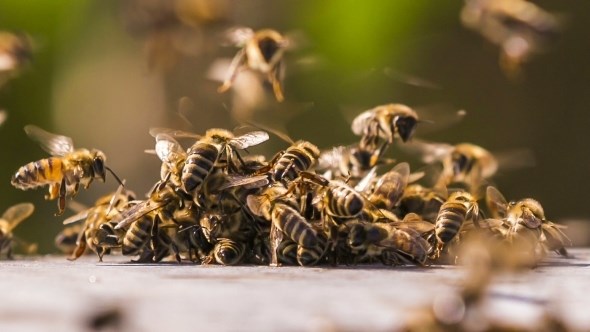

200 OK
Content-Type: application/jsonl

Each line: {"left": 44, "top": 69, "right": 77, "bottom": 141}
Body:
{"left": 247, "top": 183, "right": 319, "bottom": 266}
{"left": 461, "top": 0, "right": 561, "bottom": 78}
{"left": 431, "top": 191, "right": 479, "bottom": 260}
{"left": 351, "top": 104, "right": 419, "bottom": 148}
{"left": 180, "top": 128, "right": 268, "bottom": 197}
{"left": 218, "top": 28, "right": 288, "bottom": 102}
{"left": 398, "top": 184, "right": 447, "bottom": 222}
{"left": 11, "top": 125, "right": 124, "bottom": 215}
{"left": 0, "top": 203, "right": 35, "bottom": 259}
{"left": 0, "top": 31, "right": 33, "bottom": 88}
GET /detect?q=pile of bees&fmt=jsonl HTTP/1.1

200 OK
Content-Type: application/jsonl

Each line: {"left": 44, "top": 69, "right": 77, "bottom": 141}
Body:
{"left": 1, "top": 0, "right": 570, "bottom": 267}
{"left": 7, "top": 101, "right": 571, "bottom": 267}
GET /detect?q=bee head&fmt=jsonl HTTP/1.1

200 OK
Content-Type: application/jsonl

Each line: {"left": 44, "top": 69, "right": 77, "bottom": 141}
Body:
{"left": 348, "top": 224, "right": 367, "bottom": 250}
{"left": 394, "top": 115, "right": 418, "bottom": 142}
{"left": 91, "top": 150, "right": 107, "bottom": 182}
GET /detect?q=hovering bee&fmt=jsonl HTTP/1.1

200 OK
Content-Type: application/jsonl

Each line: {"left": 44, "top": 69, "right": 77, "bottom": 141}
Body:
{"left": 0, "top": 203, "right": 35, "bottom": 259}
{"left": 431, "top": 191, "right": 479, "bottom": 260}
{"left": 351, "top": 104, "right": 419, "bottom": 148}
{"left": 11, "top": 125, "right": 124, "bottom": 215}
{"left": 218, "top": 28, "right": 288, "bottom": 102}
{"left": 181, "top": 128, "right": 268, "bottom": 197}
{"left": 247, "top": 183, "right": 319, "bottom": 266}
{"left": 0, "top": 31, "right": 33, "bottom": 88}
{"left": 461, "top": 0, "right": 561, "bottom": 78}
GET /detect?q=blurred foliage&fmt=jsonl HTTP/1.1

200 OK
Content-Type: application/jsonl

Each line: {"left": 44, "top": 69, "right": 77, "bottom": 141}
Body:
{"left": 0, "top": 0, "right": 589, "bottom": 252}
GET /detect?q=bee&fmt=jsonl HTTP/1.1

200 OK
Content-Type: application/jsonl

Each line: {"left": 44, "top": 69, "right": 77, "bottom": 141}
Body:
{"left": 347, "top": 220, "right": 431, "bottom": 266}
{"left": 62, "top": 185, "right": 136, "bottom": 261}
{"left": 351, "top": 104, "right": 419, "bottom": 146}
{"left": 181, "top": 128, "right": 268, "bottom": 196}
{"left": 276, "top": 227, "right": 328, "bottom": 267}
{"left": 317, "top": 143, "right": 395, "bottom": 180}
{"left": 148, "top": 129, "right": 187, "bottom": 188}
{"left": 366, "top": 162, "right": 411, "bottom": 211}
{"left": 246, "top": 183, "right": 319, "bottom": 266}
{"left": 11, "top": 125, "right": 124, "bottom": 215}
{"left": 204, "top": 238, "right": 247, "bottom": 266}
{"left": 0, "top": 203, "right": 35, "bottom": 259}
{"left": 218, "top": 28, "right": 288, "bottom": 102}
{"left": 54, "top": 224, "right": 83, "bottom": 254}
{"left": 431, "top": 191, "right": 479, "bottom": 260}
{"left": 398, "top": 184, "right": 447, "bottom": 222}
{"left": 0, "top": 31, "right": 33, "bottom": 87}
{"left": 461, "top": 0, "right": 561, "bottom": 78}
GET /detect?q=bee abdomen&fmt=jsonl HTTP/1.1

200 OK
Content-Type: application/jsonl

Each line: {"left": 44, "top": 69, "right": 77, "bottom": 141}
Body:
{"left": 435, "top": 203, "right": 467, "bottom": 244}
{"left": 327, "top": 186, "right": 364, "bottom": 217}
{"left": 297, "top": 233, "right": 328, "bottom": 266}
{"left": 182, "top": 143, "right": 219, "bottom": 193}
{"left": 213, "top": 238, "right": 246, "bottom": 265}
{"left": 272, "top": 148, "right": 315, "bottom": 182}
{"left": 272, "top": 204, "right": 318, "bottom": 248}
{"left": 369, "top": 180, "right": 404, "bottom": 210}
{"left": 122, "top": 217, "right": 152, "bottom": 256}
{"left": 11, "top": 158, "right": 63, "bottom": 189}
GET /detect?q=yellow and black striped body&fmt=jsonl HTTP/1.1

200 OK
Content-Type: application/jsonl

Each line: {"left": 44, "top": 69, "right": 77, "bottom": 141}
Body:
{"left": 271, "top": 203, "right": 318, "bottom": 249}
{"left": 122, "top": 215, "right": 153, "bottom": 256}
{"left": 277, "top": 239, "right": 298, "bottom": 265}
{"left": 182, "top": 141, "right": 221, "bottom": 195}
{"left": 11, "top": 157, "right": 64, "bottom": 190}
{"left": 270, "top": 141, "right": 319, "bottom": 183}
{"left": 325, "top": 183, "right": 364, "bottom": 218}
{"left": 296, "top": 231, "right": 328, "bottom": 266}
{"left": 368, "top": 173, "right": 406, "bottom": 211}
{"left": 212, "top": 238, "right": 246, "bottom": 265}
{"left": 434, "top": 201, "right": 468, "bottom": 247}
{"left": 398, "top": 184, "right": 445, "bottom": 223}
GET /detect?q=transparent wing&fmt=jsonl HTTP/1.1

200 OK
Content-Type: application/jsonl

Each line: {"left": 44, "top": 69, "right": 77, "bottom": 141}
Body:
{"left": 148, "top": 127, "right": 201, "bottom": 139}
{"left": 219, "top": 174, "right": 269, "bottom": 191}
{"left": 24, "top": 125, "right": 74, "bottom": 156}
{"left": 400, "top": 139, "right": 454, "bottom": 164}
{"left": 485, "top": 186, "right": 508, "bottom": 219}
{"left": 112, "top": 201, "right": 162, "bottom": 230}
{"left": 62, "top": 210, "right": 90, "bottom": 225}
{"left": 154, "top": 134, "right": 185, "bottom": 163}
{"left": 2, "top": 202, "right": 34, "bottom": 231}
{"left": 224, "top": 27, "right": 254, "bottom": 47}
{"left": 354, "top": 166, "right": 377, "bottom": 193}
{"left": 351, "top": 109, "right": 376, "bottom": 136}
{"left": 229, "top": 131, "right": 269, "bottom": 149}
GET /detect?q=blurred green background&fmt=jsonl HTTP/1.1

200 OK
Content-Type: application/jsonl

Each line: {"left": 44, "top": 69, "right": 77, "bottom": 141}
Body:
{"left": 1, "top": 0, "right": 589, "bottom": 253}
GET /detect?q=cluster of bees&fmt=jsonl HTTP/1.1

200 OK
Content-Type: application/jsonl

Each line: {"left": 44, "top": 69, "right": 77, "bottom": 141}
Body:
{"left": 7, "top": 100, "right": 570, "bottom": 267}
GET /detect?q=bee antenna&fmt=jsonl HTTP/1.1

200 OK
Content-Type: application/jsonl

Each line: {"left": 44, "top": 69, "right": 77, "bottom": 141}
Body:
{"left": 105, "top": 166, "right": 125, "bottom": 187}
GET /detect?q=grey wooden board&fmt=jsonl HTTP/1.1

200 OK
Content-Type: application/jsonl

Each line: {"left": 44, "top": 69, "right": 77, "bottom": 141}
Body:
{"left": 0, "top": 249, "right": 589, "bottom": 332}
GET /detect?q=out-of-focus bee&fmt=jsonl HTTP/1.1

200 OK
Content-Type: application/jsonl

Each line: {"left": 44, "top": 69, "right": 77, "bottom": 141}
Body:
{"left": 247, "top": 183, "right": 319, "bottom": 266}
{"left": 62, "top": 185, "right": 136, "bottom": 261}
{"left": 218, "top": 28, "right": 288, "bottom": 102}
{"left": 398, "top": 184, "right": 447, "bottom": 222}
{"left": 11, "top": 125, "right": 124, "bottom": 215}
{"left": 317, "top": 143, "right": 395, "bottom": 181}
{"left": 0, "top": 31, "right": 33, "bottom": 88}
{"left": 55, "top": 224, "right": 82, "bottom": 254}
{"left": 431, "top": 191, "right": 479, "bottom": 260}
{"left": 351, "top": 104, "right": 419, "bottom": 146}
{"left": 0, "top": 203, "right": 35, "bottom": 259}
{"left": 461, "top": 0, "right": 561, "bottom": 78}
{"left": 181, "top": 128, "right": 268, "bottom": 197}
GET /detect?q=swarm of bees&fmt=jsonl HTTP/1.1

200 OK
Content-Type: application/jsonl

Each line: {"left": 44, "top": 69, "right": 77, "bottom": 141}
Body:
{"left": 9, "top": 99, "right": 570, "bottom": 267}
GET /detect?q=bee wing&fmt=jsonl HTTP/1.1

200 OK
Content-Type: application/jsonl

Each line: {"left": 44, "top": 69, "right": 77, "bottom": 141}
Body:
{"left": 154, "top": 134, "right": 185, "bottom": 163}
{"left": 148, "top": 127, "right": 201, "bottom": 139}
{"left": 351, "top": 109, "right": 376, "bottom": 136}
{"left": 24, "top": 125, "right": 74, "bottom": 156}
{"left": 229, "top": 131, "right": 269, "bottom": 149}
{"left": 62, "top": 210, "right": 90, "bottom": 225}
{"left": 246, "top": 195, "right": 265, "bottom": 217}
{"left": 354, "top": 166, "right": 377, "bottom": 193}
{"left": 112, "top": 201, "right": 161, "bottom": 230}
{"left": 224, "top": 27, "right": 255, "bottom": 47}
{"left": 2, "top": 203, "right": 34, "bottom": 231}
{"left": 105, "top": 182, "right": 127, "bottom": 216}
{"left": 218, "top": 175, "right": 269, "bottom": 191}
{"left": 400, "top": 139, "right": 453, "bottom": 164}
{"left": 0, "top": 110, "right": 6, "bottom": 126}
{"left": 486, "top": 186, "right": 508, "bottom": 219}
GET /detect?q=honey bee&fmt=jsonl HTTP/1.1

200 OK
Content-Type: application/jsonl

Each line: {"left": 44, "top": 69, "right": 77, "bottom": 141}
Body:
{"left": 351, "top": 103, "right": 419, "bottom": 146}
{"left": 366, "top": 162, "right": 411, "bottom": 211}
{"left": 317, "top": 143, "right": 395, "bottom": 180}
{"left": 461, "top": 0, "right": 561, "bottom": 78}
{"left": 181, "top": 128, "right": 268, "bottom": 196}
{"left": 54, "top": 224, "right": 83, "bottom": 254}
{"left": 11, "top": 125, "right": 124, "bottom": 215}
{"left": 203, "top": 238, "right": 246, "bottom": 266}
{"left": 148, "top": 129, "right": 188, "bottom": 188}
{"left": 276, "top": 230, "right": 328, "bottom": 267}
{"left": 398, "top": 184, "right": 447, "bottom": 222}
{"left": 246, "top": 183, "right": 319, "bottom": 266}
{"left": 0, "top": 31, "right": 33, "bottom": 87}
{"left": 431, "top": 191, "right": 479, "bottom": 260}
{"left": 218, "top": 28, "right": 288, "bottom": 102}
{"left": 0, "top": 203, "right": 35, "bottom": 259}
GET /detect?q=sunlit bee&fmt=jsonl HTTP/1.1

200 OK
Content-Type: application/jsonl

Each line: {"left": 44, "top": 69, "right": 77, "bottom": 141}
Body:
{"left": 0, "top": 203, "right": 35, "bottom": 259}
{"left": 0, "top": 31, "right": 33, "bottom": 87}
{"left": 398, "top": 184, "right": 446, "bottom": 223}
{"left": 122, "top": 213, "right": 154, "bottom": 259}
{"left": 461, "top": 0, "right": 561, "bottom": 77}
{"left": 317, "top": 143, "right": 394, "bottom": 180}
{"left": 432, "top": 191, "right": 479, "bottom": 259}
{"left": 11, "top": 125, "right": 123, "bottom": 215}
{"left": 182, "top": 128, "right": 268, "bottom": 196}
{"left": 268, "top": 140, "right": 320, "bottom": 184}
{"left": 218, "top": 28, "right": 288, "bottom": 102}
{"left": 148, "top": 129, "right": 187, "bottom": 188}
{"left": 351, "top": 104, "right": 419, "bottom": 145}
{"left": 367, "top": 162, "right": 410, "bottom": 211}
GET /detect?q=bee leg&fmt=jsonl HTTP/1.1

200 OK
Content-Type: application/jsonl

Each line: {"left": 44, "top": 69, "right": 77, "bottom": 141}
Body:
{"left": 56, "top": 177, "right": 67, "bottom": 216}
{"left": 46, "top": 183, "right": 59, "bottom": 200}
{"left": 218, "top": 48, "right": 246, "bottom": 93}
{"left": 268, "top": 65, "right": 284, "bottom": 102}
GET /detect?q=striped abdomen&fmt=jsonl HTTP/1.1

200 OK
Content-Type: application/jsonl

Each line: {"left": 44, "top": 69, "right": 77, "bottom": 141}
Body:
{"left": 271, "top": 203, "right": 318, "bottom": 248}
{"left": 213, "top": 238, "right": 246, "bottom": 265}
{"left": 434, "top": 202, "right": 467, "bottom": 245}
{"left": 277, "top": 239, "right": 298, "bottom": 265}
{"left": 11, "top": 157, "right": 64, "bottom": 189}
{"left": 122, "top": 216, "right": 153, "bottom": 256}
{"left": 271, "top": 142, "right": 319, "bottom": 183}
{"left": 369, "top": 175, "right": 405, "bottom": 211}
{"left": 297, "top": 232, "right": 328, "bottom": 266}
{"left": 326, "top": 185, "right": 364, "bottom": 218}
{"left": 182, "top": 142, "right": 220, "bottom": 194}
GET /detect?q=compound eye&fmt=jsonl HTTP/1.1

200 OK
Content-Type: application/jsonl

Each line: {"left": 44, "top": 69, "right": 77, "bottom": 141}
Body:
{"left": 395, "top": 116, "right": 418, "bottom": 142}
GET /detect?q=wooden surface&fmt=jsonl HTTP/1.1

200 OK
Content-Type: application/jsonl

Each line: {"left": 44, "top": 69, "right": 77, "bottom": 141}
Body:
{"left": 0, "top": 249, "right": 589, "bottom": 332}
